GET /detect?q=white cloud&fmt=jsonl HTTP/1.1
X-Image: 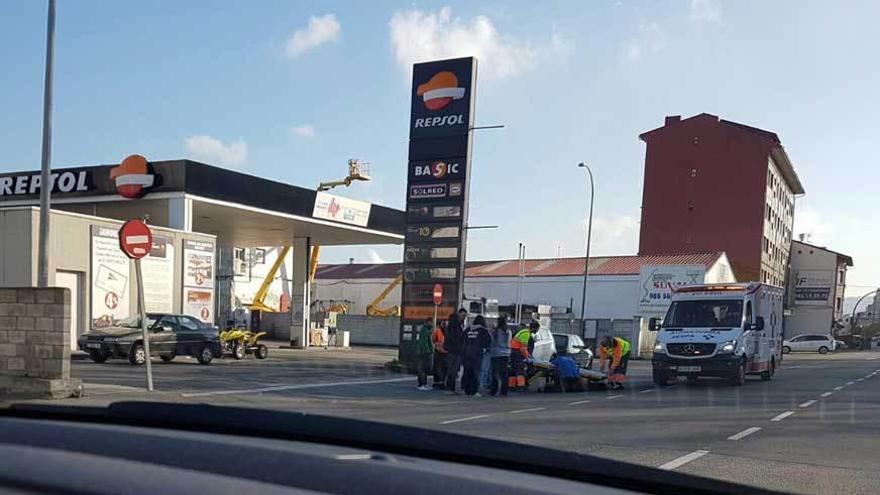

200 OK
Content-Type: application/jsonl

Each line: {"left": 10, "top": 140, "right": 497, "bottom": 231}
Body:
{"left": 389, "top": 7, "right": 556, "bottom": 80}
{"left": 286, "top": 14, "right": 341, "bottom": 57}
{"left": 367, "top": 249, "right": 387, "bottom": 264}
{"left": 624, "top": 22, "right": 666, "bottom": 62}
{"left": 185, "top": 135, "right": 247, "bottom": 167}
{"left": 689, "top": 0, "right": 723, "bottom": 24}
{"left": 583, "top": 215, "right": 640, "bottom": 256}
{"left": 291, "top": 125, "right": 316, "bottom": 138}
{"left": 793, "top": 206, "right": 834, "bottom": 244}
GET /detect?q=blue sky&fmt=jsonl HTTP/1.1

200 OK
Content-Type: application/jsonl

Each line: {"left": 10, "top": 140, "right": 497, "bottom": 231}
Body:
{"left": 2, "top": 1, "right": 878, "bottom": 294}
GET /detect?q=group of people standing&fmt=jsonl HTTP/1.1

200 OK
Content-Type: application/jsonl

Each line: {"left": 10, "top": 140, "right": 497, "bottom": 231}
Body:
{"left": 416, "top": 308, "right": 541, "bottom": 397}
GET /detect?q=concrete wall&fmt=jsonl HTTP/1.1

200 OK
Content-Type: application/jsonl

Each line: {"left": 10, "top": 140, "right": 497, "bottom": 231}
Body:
{"left": 0, "top": 207, "right": 215, "bottom": 341}
{"left": 336, "top": 315, "right": 399, "bottom": 346}
{"left": 0, "top": 287, "right": 80, "bottom": 398}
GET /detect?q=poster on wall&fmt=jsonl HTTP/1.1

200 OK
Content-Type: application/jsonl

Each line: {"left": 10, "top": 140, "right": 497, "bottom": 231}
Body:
{"left": 141, "top": 235, "right": 175, "bottom": 313}
{"left": 182, "top": 239, "right": 216, "bottom": 323}
{"left": 184, "top": 288, "right": 214, "bottom": 323}
{"left": 638, "top": 264, "right": 706, "bottom": 313}
{"left": 90, "top": 225, "right": 131, "bottom": 328}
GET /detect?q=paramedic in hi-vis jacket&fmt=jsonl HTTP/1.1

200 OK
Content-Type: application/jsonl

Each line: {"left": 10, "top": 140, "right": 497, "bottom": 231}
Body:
{"left": 598, "top": 336, "right": 631, "bottom": 391}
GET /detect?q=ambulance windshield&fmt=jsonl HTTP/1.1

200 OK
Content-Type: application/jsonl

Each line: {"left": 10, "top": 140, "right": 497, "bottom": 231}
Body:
{"left": 663, "top": 300, "right": 744, "bottom": 328}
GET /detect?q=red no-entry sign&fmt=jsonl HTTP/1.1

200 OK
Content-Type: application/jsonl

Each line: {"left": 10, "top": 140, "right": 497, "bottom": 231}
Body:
{"left": 433, "top": 283, "right": 443, "bottom": 306}
{"left": 119, "top": 219, "right": 153, "bottom": 260}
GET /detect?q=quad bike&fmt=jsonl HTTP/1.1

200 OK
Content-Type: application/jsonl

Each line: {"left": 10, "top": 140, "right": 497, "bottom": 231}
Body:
{"left": 219, "top": 328, "right": 269, "bottom": 360}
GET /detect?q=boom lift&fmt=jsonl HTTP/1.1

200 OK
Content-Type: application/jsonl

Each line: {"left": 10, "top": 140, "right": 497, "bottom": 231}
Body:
{"left": 366, "top": 275, "right": 403, "bottom": 316}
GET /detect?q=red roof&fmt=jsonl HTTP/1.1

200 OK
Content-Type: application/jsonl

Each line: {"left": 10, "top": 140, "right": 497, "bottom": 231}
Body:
{"left": 316, "top": 252, "right": 725, "bottom": 280}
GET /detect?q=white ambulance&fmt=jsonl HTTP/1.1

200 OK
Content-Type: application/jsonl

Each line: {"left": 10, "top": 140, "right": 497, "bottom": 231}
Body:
{"left": 649, "top": 283, "right": 784, "bottom": 386}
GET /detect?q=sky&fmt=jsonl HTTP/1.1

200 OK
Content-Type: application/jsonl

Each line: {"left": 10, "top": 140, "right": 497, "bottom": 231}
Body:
{"left": 2, "top": 0, "right": 878, "bottom": 296}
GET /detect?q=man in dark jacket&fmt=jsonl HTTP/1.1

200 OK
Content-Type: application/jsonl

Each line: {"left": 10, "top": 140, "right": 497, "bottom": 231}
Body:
{"left": 443, "top": 312, "right": 465, "bottom": 393}
{"left": 415, "top": 317, "right": 434, "bottom": 391}
{"left": 461, "top": 315, "right": 491, "bottom": 396}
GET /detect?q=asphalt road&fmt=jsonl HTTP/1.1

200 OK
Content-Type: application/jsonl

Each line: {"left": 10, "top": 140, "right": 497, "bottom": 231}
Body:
{"left": 48, "top": 348, "right": 880, "bottom": 493}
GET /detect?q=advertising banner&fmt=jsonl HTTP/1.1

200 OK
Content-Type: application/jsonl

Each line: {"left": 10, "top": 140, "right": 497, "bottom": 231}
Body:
{"left": 183, "top": 239, "right": 216, "bottom": 323}
{"left": 793, "top": 269, "right": 833, "bottom": 306}
{"left": 90, "top": 225, "right": 131, "bottom": 328}
{"left": 399, "top": 57, "right": 477, "bottom": 362}
{"left": 312, "top": 191, "right": 372, "bottom": 227}
{"left": 141, "top": 235, "right": 175, "bottom": 313}
{"left": 638, "top": 264, "right": 707, "bottom": 313}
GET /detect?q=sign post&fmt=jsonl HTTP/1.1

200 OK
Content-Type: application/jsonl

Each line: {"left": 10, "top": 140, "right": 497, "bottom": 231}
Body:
{"left": 119, "top": 219, "right": 154, "bottom": 391}
{"left": 433, "top": 283, "right": 443, "bottom": 333}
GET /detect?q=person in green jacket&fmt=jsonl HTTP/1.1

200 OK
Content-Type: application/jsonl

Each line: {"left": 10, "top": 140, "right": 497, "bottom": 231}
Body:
{"left": 416, "top": 317, "right": 435, "bottom": 390}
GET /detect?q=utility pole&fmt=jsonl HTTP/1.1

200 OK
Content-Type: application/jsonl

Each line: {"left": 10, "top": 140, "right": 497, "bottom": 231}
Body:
{"left": 37, "top": 0, "right": 56, "bottom": 287}
{"left": 577, "top": 162, "right": 595, "bottom": 336}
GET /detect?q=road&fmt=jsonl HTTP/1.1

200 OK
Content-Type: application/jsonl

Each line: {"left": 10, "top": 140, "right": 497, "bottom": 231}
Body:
{"left": 43, "top": 348, "right": 880, "bottom": 493}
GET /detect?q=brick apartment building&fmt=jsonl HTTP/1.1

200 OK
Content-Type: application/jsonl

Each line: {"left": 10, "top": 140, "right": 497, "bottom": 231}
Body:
{"left": 637, "top": 113, "right": 805, "bottom": 283}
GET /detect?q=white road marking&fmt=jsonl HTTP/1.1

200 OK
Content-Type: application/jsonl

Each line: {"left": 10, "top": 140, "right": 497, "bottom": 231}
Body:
{"left": 607, "top": 394, "right": 623, "bottom": 400}
{"left": 866, "top": 374, "right": 875, "bottom": 379}
{"left": 799, "top": 400, "right": 818, "bottom": 408}
{"left": 833, "top": 386, "right": 844, "bottom": 391}
{"left": 845, "top": 381, "right": 855, "bottom": 386}
{"left": 771, "top": 411, "right": 795, "bottom": 422}
{"left": 180, "top": 376, "right": 412, "bottom": 397}
{"left": 728, "top": 427, "right": 762, "bottom": 440}
{"left": 510, "top": 407, "right": 546, "bottom": 414}
{"left": 856, "top": 378, "right": 865, "bottom": 382}
{"left": 658, "top": 450, "right": 710, "bottom": 470}
{"left": 335, "top": 454, "right": 372, "bottom": 460}
{"left": 821, "top": 392, "right": 833, "bottom": 397}
{"left": 568, "top": 399, "right": 591, "bottom": 405}
{"left": 639, "top": 388, "right": 656, "bottom": 394}
{"left": 440, "top": 414, "right": 492, "bottom": 425}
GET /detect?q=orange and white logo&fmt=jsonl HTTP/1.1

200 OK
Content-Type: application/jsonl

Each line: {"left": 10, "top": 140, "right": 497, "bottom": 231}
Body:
{"left": 417, "top": 71, "right": 465, "bottom": 111}
{"left": 110, "top": 154, "right": 154, "bottom": 199}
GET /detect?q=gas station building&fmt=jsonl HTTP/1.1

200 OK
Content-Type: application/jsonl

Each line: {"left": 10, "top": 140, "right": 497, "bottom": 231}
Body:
{"left": 0, "top": 159, "right": 405, "bottom": 350}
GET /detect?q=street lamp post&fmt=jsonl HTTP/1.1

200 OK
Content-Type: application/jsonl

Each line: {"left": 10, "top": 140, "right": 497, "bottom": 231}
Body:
{"left": 577, "top": 163, "right": 594, "bottom": 336}
{"left": 849, "top": 289, "right": 878, "bottom": 349}
{"left": 37, "top": 0, "right": 56, "bottom": 287}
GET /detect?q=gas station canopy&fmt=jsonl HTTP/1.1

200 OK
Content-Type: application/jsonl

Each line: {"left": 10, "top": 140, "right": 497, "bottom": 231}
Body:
{"left": 0, "top": 159, "right": 405, "bottom": 247}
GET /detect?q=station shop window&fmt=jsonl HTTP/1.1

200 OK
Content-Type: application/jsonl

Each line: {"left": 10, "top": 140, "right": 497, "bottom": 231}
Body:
{"left": 253, "top": 248, "right": 266, "bottom": 264}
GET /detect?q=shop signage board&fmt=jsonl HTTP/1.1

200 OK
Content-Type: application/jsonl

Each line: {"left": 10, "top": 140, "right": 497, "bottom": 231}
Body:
{"left": 638, "top": 264, "right": 707, "bottom": 313}
{"left": 793, "top": 269, "right": 833, "bottom": 306}
{"left": 90, "top": 226, "right": 131, "bottom": 329}
{"left": 182, "top": 239, "right": 216, "bottom": 323}
{"left": 399, "top": 57, "right": 477, "bottom": 362}
{"left": 312, "top": 191, "right": 372, "bottom": 227}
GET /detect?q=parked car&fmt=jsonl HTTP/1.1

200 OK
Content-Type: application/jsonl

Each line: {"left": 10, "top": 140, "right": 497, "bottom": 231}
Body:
{"left": 553, "top": 333, "right": 594, "bottom": 368}
{"left": 782, "top": 334, "right": 836, "bottom": 354}
{"left": 833, "top": 339, "right": 846, "bottom": 351}
{"left": 78, "top": 313, "right": 222, "bottom": 365}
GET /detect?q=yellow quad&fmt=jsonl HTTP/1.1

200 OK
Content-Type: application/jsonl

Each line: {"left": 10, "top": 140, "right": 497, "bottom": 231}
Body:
{"left": 220, "top": 329, "right": 269, "bottom": 360}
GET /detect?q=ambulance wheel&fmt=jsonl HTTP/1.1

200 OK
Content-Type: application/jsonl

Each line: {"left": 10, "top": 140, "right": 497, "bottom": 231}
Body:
{"left": 760, "top": 358, "right": 774, "bottom": 381}
{"left": 729, "top": 360, "right": 746, "bottom": 386}
{"left": 254, "top": 344, "right": 268, "bottom": 359}
{"left": 652, "top": 370, "right": 671, "bottom": 386}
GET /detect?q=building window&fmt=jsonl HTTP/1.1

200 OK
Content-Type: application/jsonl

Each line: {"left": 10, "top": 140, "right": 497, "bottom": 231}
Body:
{"left": 253, "top": 248, "right": 266, "bottom": 264}
{"left": 836, "top": 297, "right": 842, "bottom": 311}
{"left": 233, "top": 247, "right": 248, "bottom": 276}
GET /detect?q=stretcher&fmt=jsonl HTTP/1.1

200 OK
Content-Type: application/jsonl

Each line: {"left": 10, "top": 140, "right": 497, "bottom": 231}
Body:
{"left": 527, "top": 359, "right": 607, "bottom": 390}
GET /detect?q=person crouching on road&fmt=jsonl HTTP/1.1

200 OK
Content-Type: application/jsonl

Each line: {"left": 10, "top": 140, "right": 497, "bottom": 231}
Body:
{"left": 551, "top": 354, "right": 583, "bottom": 392}
{"left": 488, "top": 316, "right": 511, "bottom": 396}
{"left": 598, "top": 336, "right": 631, "bottom": 391}
{"left": 443, "top": 312, "right": 465, "bottom": 393}
{"left": 431, "top": 320, "right": 448, "bottom": 389}
{"left": 509, "top": 320, "right": 539, "bottom": 392}
{"left": 415, "top": 317, "right": 434, "bottom": 391}
{"left": 462, "top": 315, "right": 491, "bottom": 397}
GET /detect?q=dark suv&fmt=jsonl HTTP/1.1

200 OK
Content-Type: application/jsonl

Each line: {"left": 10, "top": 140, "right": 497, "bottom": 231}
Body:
{"left": 78, "top": 313, "right": 222, "bottom": 365}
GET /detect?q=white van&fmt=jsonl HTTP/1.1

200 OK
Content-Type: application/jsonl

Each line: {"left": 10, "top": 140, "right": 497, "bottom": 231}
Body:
{"left": 649, "top": 283, "right": 784, "bottom": 386}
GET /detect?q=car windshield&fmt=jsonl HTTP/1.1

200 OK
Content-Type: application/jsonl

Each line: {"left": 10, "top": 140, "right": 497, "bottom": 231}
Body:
{"left": 3, "top": 3, "right": 877, "bottom": 495}
{"left": 663, "top": 300, "right": 743, "bottom": 328}
{"left": 115, "top": 315, "right": 158, "bottom": 329}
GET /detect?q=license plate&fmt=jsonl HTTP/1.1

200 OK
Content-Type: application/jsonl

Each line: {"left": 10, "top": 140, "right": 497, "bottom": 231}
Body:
{"left": 86, "top": 343, "right": 102, "bottom": 349}
{"left": 677, "top": 366, "right": 701, "bottom": 372}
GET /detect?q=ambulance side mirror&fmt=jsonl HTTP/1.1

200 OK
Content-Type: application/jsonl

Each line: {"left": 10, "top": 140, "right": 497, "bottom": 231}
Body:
{"left": 649, "top": 317, "right": 662, "bottom": 331}
{"left": 746, "top": 317, "right": 765, "bottom": 331}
